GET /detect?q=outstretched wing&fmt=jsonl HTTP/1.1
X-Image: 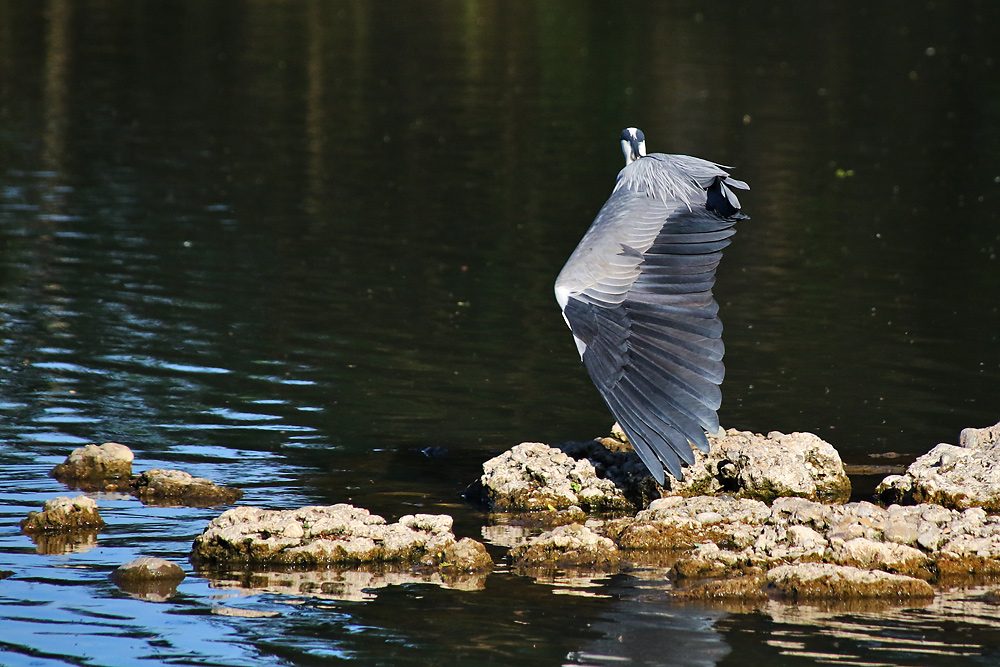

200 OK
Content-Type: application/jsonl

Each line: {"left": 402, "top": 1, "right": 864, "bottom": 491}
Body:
{"left": 556, "top": 188, "right": 738, "bottom": 483}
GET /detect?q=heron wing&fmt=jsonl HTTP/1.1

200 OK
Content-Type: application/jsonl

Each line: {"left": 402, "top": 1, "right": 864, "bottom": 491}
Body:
{"left": 558, "top": 193, "right": 737, "bottom": 483}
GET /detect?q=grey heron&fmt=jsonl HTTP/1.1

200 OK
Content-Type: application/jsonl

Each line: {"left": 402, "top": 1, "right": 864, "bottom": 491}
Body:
{"left": 555, "top": 127, "right": 748, "bottom": 483}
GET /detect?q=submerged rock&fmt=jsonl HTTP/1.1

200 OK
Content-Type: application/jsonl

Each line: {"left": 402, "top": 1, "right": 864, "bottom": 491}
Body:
{"left": 132, "top": 469, "right": 243, "bottom": 507}
{"left": 111, "top": 557, "right": 186, "bottom": 601}
{"left": 191, "top": 504, "right": 493, "bottom": 573}
{"left": 21, "top": 495, "right": 105, "bottom": 532}
{"left": 876, "top": 421, "right": 1000, "bottom": 511}
{"left": 51, "top": 443, "right": 134, "bottom": 490}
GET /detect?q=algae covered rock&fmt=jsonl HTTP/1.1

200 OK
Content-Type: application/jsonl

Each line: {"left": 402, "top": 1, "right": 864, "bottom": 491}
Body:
{"left": 764, "top": 563, "right": 934, "bottom": 601}
{"left": 21, "top": 495, "right": 105, "bottom": 532}
{"left": 478, "top": 442, "right": 633, "bottom": 512}
{"left": 51, "top": 443, "right": 134, "bottom": 489}
{"left": 876, "top": 422, "right": 1000, "bottom": 511}
{"left": 509, "top": 523, "right": 618, "bottom": 571}
{"left": 192, "top": 504, "right": 493, "bottom": 573}
{"left": 132, "top": 469, "right": 243, "bottom": 507}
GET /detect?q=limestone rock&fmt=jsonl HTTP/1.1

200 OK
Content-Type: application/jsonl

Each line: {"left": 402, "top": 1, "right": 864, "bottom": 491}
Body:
{"left": 828, "top": 537, "right": 929, "bottom": 575}
{"left": 607, "top": 495, "right": 1000, "bottom": 584}
{"left": 478, "top": 442, "right": 633, "bottom": 512}
{"left": 191, "top": 504, "right": 493, "bottom": 573}
{"left": 960, "top": 421, "right": 1000, "bottom": 450}
{"left": 21, "top": 495, "right": 104, "bottom": 532}
{"left": 132, "top": 469, "right": 243, "bottom": 507}
{"left": 441, "top": 537, "right": 494, "bottom": 573}
{"left": 509, "top": 523, "right": 618, "bottom": 570}
{"left": 614, "top": 496, "right": 771, "bottom": 550}
{"left": 876, "top": 427, "right": 1000, "bottom": 511}
{"left": 666, "top": 429, "right": 851, "bottom": 503}
{"left": 764, "top": 563, "right": 934, "bottom": 600}
{"left": 51, "top": 443, "right": 133, "bottom": 489}
{"left": 672, "top": 576, "right": 769, "bottom": 603}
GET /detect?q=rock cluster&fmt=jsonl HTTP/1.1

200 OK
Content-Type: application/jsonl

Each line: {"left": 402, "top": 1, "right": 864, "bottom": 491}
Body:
{"left": 477, "top": 429, "right": 851, "bottom": 515}
{"left": 618, "top": 495, "right": 1000, "bottom": 580}
{"left": 50, "top": 443, "right": 242, "bottom": 507}
{"left": 876, "top": 420, "right": 1000, "bottom": 511}
{"left": 191, "top": 504, "right": 493, "bottom": 574}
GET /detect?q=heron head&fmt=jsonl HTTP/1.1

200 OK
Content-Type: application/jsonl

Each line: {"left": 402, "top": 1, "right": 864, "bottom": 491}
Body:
{"left": 620, "top": 127, "right": 646, "bottom": 165}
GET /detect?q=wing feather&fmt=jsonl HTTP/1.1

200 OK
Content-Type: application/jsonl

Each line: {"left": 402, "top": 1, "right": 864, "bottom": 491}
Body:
{"left": 556, "top": 149, "right": 747, "bottom": 481}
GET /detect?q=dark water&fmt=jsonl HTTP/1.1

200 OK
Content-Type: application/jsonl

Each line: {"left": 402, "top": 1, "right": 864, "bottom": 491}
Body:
{"left": 2, "top": 1, "right": 1000, "bottom": 665}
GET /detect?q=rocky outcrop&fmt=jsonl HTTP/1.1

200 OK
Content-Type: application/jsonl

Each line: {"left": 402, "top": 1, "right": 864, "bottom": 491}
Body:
{"left": 477, "top": 442, "right": 634, "bottom": 512}
{"left": 876, "top": 420, "right": 1000, "bottom": 511}
{"left": 599, "top": 495, "right": 1000, "bottom": 583}
{"left": 132, "top": 469, "right": 243, "bottom": 507}
{"left": 21, "top": 495, "right": 105, "bottom": 532}
{"left": 475, "top": 429, "right": 850, "bottom": 515}
{"left": 191, "top": 504, "right": 493, "bottom": 574}
{"left": 51, "top": 443, "right": 133, "bottom": 490}
{"left": 673, "top": 429, "right": 851, "bottom": 503}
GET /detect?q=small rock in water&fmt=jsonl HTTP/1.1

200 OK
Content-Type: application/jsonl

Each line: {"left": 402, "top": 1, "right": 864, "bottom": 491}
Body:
{"left": 111, "top": 557, "right": 186, "bottom": 584}
{"left": 51, "top": 443, "right": 134, "bottom": 489}
{"left": 21, "top": 495, "right": 105, "bottom": 532}
{"left": 111, "top": 557, "right": 186, "bottom": 602}
{"left": 132, "top": 469, "right": 243, "bottom": 507}
{"left": 876, "top": 421, "right": 1000, "bottom": 511}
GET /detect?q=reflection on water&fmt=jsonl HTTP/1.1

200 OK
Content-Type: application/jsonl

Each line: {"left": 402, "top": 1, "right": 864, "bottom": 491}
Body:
{"left": 2, "top": 1, "right": 1000, "bottom": 665}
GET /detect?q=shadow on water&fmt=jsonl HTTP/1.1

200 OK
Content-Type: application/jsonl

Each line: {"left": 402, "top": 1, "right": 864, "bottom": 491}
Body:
{"left": 2, "top": 1, "right": 1000, "bottom": 665}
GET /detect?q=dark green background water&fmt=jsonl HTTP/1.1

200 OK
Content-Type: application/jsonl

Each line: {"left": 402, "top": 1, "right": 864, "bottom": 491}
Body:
{"left": 2, "top": 1, "right": 1000, "bottom": 665}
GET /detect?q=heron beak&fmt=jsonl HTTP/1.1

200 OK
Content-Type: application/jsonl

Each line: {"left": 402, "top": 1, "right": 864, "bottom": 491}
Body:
{"left": 629, "top": 137, "right": 646, "bottom": 164}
